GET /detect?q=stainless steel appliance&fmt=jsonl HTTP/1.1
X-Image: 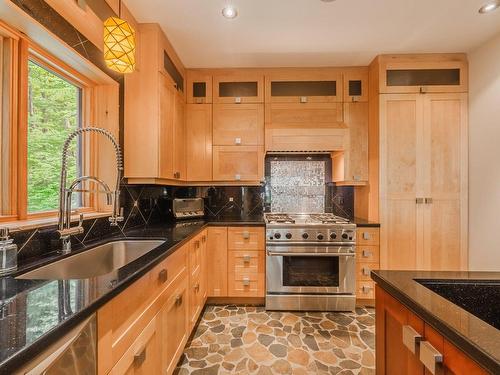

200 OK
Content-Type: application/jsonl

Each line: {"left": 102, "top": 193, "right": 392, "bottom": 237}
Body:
{"left": 265, "top": 213, "right": 356, "bottom": 311}
{"left": 173, "top": 198, "right": 205, "bottom": 219}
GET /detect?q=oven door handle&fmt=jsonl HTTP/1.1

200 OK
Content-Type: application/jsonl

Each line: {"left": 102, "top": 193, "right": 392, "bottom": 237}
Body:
{"left": 266, "top": 251, "right": 355, "bottom": 257}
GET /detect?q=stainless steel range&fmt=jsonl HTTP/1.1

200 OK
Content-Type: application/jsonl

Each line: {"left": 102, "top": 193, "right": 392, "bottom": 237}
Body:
{"left": 265, "top": 213, "right": 356, "bottom": 312}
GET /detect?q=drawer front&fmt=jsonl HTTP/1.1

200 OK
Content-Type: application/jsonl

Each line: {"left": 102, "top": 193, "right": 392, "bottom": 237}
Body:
{"left": 213, "top": 104, "right": 264, "bottom": 146}
{"left": 356, "top": 262, "right": 379, "bottom": 281}
{"left": 356, "top": 245, "right": 380, "bottom": 263}
{"left": 356, "top": 280, "right": 375, "bottom": 299}
{"left": 227, "top": 227, "right": 265, "bottom": 250}
{"left": 150, "top": 243, "right": 189, "bottom": 293}
{"left": 228, "top": 272, "right": 265, "bottom": 297}
{"left": 228, "top": 250, "right": 264, "bottom": 274}
{"left": 265, "top": 102, "right": 344, "bottom": 126}
{"left": 356, "top": 228, "right": 380, "bottom": 246}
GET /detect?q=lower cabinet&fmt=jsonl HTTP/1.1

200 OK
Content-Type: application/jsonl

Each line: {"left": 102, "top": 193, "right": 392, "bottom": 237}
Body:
{"left": 376, "top": 285, "right": 489, "bottom": 375}
{"left": 160, "top": 276, "right": 190, "bottom": 375}
{"left": 98, "top": 226, "right": 264, "bottom": 375}
{"left": 356, "top": 227, "right": 380, "bottom": 301}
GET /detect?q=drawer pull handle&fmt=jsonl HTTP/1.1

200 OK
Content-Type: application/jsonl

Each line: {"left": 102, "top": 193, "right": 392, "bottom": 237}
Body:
{"left": 201, "top": 235, "right": 206, "bottom": 243}
{"left": 134, "top": 347, "right": 147, "bottom": 367}
{"left": 235, "top": 174, "right": 241, "bottom": 181}
{"left": 235, "top": 97, "right": 242, "bottom": 103}
{"left": 242, "top": 277, "right": 250, "bottom": 286}
{"left": 419, "top": 341, "right": 443, "bottom": 375}
{"left": 402, "top": 325, "right": 422, "bottom": 354}
{"left": 242, "top": 231, "right": 250, "bottom": 239}
{"left": 300, "top": 96, "right": 308, "bottom": 103}
{"left": 362, "top": 285, "right": 373, "bottom": 293}
{"left": 362, "top": 232, "right": 371, "bottom": 240}
{"left": 235, "top": 137, "right": 242, "bottom": 145}
{"left": 243, "top": 255, "right": 251, "bottom": 263}
{"left": 362, "top": 267, "right": 371, "bottom": 276}
{"left": 194, "top": 283, "right": 200, "bottom": 292}
{"left": 195, "top": 240, "right": 200, "bottom": 249}
{"left": 362, "top": 250, "right": 373, "bottom": 258}
{"left": 158, "top": 269, "right": 168, "bottom": 283}
{"left": 175, "top": 294, "right": 183, "bottom": 305}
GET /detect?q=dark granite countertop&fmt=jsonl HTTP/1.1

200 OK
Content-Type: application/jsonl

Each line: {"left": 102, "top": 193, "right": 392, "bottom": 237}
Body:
{"left": 371, "top": 270, "right": 500, "bottom": 374}
{"left": 353, "top": 218, "right": 380, "bottom": 227}
{"left": 0, "top": 217, "right": 263, "bottom": 374}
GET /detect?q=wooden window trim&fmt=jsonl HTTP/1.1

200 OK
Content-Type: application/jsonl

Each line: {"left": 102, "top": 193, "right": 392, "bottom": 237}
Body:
{"left": 1, "top": 22, "right": 103, "bottom": 223}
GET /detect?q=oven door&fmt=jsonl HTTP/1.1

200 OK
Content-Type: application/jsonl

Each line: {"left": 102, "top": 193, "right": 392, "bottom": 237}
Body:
{"left": 266, "top": 246, "right": 356, "bottom": 294}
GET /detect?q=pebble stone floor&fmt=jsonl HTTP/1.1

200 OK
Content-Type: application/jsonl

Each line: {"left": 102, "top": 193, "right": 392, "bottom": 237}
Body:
{"left": 174, "top": 305, "right": 375, "bottom": 375}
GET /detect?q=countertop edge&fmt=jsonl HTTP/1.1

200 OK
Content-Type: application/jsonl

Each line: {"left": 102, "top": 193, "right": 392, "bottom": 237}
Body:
{"left": 371, "top": 272, "right": 500, "bottom": 374}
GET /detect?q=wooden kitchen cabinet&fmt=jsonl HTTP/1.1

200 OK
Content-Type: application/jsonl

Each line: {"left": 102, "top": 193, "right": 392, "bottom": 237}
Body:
{"left": 159, "top": 72, "right": 176, "bottom": 179}
{"left": 376, "top": 286, "right": 425, "bottom": 375}
{"left": 172, "top": 90, "right": 186, "bottom": 181}
{"left": 186, "top": 71, "right": 212, "bottom": 104}
{"left": 378, "top": 92, "right": 468, "bottom": 271}
{"left": 213, "top": 72, "right": 264, "bottom": 103}
{"left": 206, "top": 227, "right": 228, "bottom": 297}
{"left": 376, "top": 286, "right": 489, "bottom": 375}
{"left": 160, "top": 275, "right": 190, "bottom": 375}
{"left": 343, "top": 67, "right": 369, "bottom": 102}
{"left": 227, "top": 227, "right": 265, "bottom": 250}
{"left": 332, "top": 101, "right": 368, "bottom": 184}
{"left": 213, "top": 103, "right": 264, "bottom": 146}
{"left": 109, "top": 315, "right": 161, "bottom": 375}
{"left": 188, "top": 231, "right": 207, "bottom": 330}
{"left": 212, "top": 145, "right": 264, "bottom": 182}
{"left": 356, "top": 227, "right": 380, "bottom": 302}
{"left": 185, "top": 104, "right": 212, "bottom": 181}
{"left": 374, "top": 54, "right": 468, "bottom": 94}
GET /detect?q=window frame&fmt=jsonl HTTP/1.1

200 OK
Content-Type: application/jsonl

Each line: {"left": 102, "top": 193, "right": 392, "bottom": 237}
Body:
{"left": 0, "top": 23, "right": 100, "bottom": 222}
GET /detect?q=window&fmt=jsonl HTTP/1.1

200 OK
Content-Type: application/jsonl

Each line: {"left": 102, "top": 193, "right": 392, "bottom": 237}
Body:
{"left": 27, "top": 60, "right": 83, "bottom": 213}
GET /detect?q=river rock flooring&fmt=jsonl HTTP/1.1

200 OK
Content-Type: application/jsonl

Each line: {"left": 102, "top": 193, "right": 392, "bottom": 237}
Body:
{"left": 174, "top": 305, "right": 375, "bottom": 375}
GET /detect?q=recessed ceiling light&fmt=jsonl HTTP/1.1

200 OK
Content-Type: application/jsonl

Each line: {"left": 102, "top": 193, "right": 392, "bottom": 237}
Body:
{"left": 479, "top": 0, "right": 500, "bottom": 13}
{"left": 222, "top": 6, "right": 238, "bottom": 19}
{"left": 321, "top": 0, "right": 336, "bottom": 2}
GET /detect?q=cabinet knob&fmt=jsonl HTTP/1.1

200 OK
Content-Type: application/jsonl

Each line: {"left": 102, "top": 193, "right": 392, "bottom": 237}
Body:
{"left": 194, "top": 283, "right": 200, "bottom": 291}
{"left": 300, "top": 96, "right": 308, "bottom": 103}
{"left": 195, "top": 97, "right": 204, "bottom": 104}
{"left": 242, "top": 231, "right": 250, "bottom": 239}
{"left": 235, "top": 97, "right": 242, "bottom": 103}
{"left": 419, "top": 341, "right": 443, "bottom": 375}
{"left": 243, "top": 255, "right": 251, "bottom": 263}
{"left": 362, "top": 232, "right": 371, "bottom": 240}
{"left": 235, "top": 137, "right": 242, "bottom": 145}
{"left": 174, "top": 171, "right": 181, "bottom": 179}
{"left": 402, "top": 325, "right": 422, "bottom": 354}
{"left": 235, "top": 174, "right": 241, "bottom": 181}
{"left": 134, "top": 346, "right": 147, "bottom": 367}
{"left": 351, "top": 96, "right": 360, "bottom": 103}
{"left": 242, "top": 277, "right": 250, "bottom": 286}
{"left": 175, "top": 294, "right": 183, "bottom": 305}
{"left": 362, "top": 267, "right": 371, "bottom": 276}
{"left": 201, "top": 235, "right": 206, "bottom": 243}
{"left": 362, "top": 285, "right": 373, "bottom": 293}
{"left": 425, "top": 197, "right": 433, "bottom": 204}
{"left": 158, "top": 269, "right": 168, "bottom": 283}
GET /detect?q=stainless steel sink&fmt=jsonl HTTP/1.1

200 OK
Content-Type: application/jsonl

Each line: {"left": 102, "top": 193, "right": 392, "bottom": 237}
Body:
{"left": 17, "top": 240, "right": 164, "bottom": 280}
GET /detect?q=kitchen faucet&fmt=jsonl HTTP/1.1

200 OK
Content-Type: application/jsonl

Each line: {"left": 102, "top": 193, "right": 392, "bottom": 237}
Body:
{"left": 58, "top": 127, "right": 124, "bottom": 254}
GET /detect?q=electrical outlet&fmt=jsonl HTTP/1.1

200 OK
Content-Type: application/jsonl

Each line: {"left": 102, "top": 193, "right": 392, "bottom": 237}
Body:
{"left": 229, "top": 197, "right": 234, "bottom": 202}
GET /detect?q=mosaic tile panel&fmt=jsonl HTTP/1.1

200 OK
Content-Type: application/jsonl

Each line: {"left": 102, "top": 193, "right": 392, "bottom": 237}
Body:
{"left": 175, "top": 305, "right": 375, "bottom": 375}
{"left": 269, "top": 160, "right": 326, "bottom": 213}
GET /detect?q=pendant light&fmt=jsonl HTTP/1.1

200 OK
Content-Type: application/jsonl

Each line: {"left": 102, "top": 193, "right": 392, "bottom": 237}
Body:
{"left": 103, "top": 0, "right": 136, "bottom": 73}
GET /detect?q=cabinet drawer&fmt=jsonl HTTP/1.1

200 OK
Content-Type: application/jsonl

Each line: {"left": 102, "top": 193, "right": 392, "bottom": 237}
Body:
{"left": 356, "top": 281, "right": 375, "bottom": 299}
{"left": 356, "top": 245, "right": 380, "bottom": 263}
{"left": 265, "top": 102, "right": 344, "bottom": 127}
{"left": 228, "top": 250, "right": 264, "bottom": 274}
{"left": 227, "top": 227, "right": 265, "bottom": 250}
{"left": 109, "top": 314, "right": 160, "bottom": 375}
{"left": 356, "top": 228, "right": 380, "bottom": 245}
{"left": 356, "top": 262, "right": 379, "bottom": 281}
{"left": 228, "top": 272, "right": 265, "bottom": 297}
{"left": 212, "top": 146, "right": 264, "bottom": 181}
{"left": 213, "top": 104, "right": 264, "bottom": 145}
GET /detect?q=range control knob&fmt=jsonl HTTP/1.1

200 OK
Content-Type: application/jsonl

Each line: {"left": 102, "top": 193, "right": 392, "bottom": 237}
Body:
{"left": 342, "top": 233, "right": 349, "bottom": 240}
{"left": 317, "top": 233, "right": 324, "bottom": 240}
{"left": 302, "top": 233, "right": 309, "bottom": 239}
{"left": 274, "top": 232, "right": 281, "bottom": 239}
{"left": 330, "top": 232, "right": 337, "bottom": 240}
{"left": 285, "top": 233, "right": 292, "bottom": 239}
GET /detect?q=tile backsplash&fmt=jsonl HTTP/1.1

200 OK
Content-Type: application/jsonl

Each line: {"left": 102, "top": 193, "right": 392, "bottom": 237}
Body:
{"left": 268, "top": 159, "right": 326, "bottom": 213}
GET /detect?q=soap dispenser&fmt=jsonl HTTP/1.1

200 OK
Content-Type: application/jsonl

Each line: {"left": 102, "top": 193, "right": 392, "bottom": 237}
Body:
{"left": 0, "top": 227, "right": 17, "bottom": 276}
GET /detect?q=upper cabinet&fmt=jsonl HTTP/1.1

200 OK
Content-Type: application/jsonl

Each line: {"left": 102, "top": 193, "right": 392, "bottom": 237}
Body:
{"left": 186, "top": 71, "right": 212, "bottom": 104}
{"left": 343, "top": 68, "right": 368, "bottom": 102}
{"left": 213, "top": 72, "right": 264, "bottom": 103}
{"left": 375, "top": 54, "right": 468, "bottom": 94}
{"left": 213, "top": 104, "right": 264, "bottom": 146}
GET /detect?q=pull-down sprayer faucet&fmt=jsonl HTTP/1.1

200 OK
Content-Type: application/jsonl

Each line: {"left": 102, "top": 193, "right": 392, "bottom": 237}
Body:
{"left": 57, "top": 127, "right": 124, "bottom": 253}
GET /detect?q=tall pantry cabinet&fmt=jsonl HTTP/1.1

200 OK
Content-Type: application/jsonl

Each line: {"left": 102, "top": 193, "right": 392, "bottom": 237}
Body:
{"left": 370, "top": 55, "right": 468, "bottom": 271}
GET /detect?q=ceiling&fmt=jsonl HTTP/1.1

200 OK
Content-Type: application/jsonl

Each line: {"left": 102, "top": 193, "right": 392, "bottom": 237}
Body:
{"left": 124, "top": 0, "right": 500, "bottom": 68}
